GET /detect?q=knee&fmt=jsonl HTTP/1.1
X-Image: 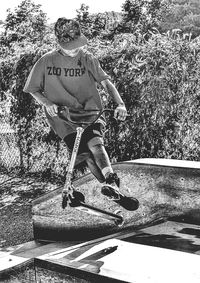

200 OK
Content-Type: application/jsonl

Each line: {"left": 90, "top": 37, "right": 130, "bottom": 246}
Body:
{"left": 88, "top": 143, "right": 105, "bottom": 154}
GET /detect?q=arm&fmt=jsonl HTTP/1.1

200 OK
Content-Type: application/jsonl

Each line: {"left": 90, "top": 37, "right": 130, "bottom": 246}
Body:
{"left": 86, "top": 54, "right": 127, "bottom": 120}
{"left": 101, "top": 79, "right": 127, "bottom": 121}
{"left": 30, "top": 91, "right": 58, "bottom": 117}
{"left": 23, "top": 55, "right": 58, "bottom": 117}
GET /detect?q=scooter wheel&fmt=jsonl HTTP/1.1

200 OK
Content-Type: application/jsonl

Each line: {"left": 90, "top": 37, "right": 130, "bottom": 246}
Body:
{"left": 73, "top": 191, "right": 85, "bottom": 203}
{"left": 114, "top": 210, "right": 124, "bottom": 227}
{"left": 62, "top": 195, "right": 68, "bottom": 209}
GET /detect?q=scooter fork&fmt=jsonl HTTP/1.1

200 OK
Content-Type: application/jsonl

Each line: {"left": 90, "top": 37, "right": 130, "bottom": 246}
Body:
{"left": 62, "top": 126, "right": 84, "bottom": 209}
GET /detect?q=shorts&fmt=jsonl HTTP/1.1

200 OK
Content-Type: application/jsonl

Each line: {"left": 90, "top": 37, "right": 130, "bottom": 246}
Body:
{"left": 63, "top": 123, "right": 104, "bottom": 154}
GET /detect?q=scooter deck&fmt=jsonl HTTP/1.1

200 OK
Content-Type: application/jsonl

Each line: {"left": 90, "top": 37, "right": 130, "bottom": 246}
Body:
{"left": 70, "top": 201, "right": 124, "bottom": 226}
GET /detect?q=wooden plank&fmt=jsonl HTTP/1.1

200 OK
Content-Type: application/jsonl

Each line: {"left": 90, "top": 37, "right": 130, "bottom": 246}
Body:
{"left": 122, "top": 220, "right": 200, "bottom": 254}
{"left": 2, "top": 219, "right": 200, "bottom": 280}
{"left": 0, "top": 253, "right": 32, "bottom": 273}
{"left": 15, "top": 241, "right": 81, "bottom": 259}
{"left": 36, "top": 238, "right": 200, "bottom": 283}
{"left": 0, "top": 221, "right": 147, "bottom": 275}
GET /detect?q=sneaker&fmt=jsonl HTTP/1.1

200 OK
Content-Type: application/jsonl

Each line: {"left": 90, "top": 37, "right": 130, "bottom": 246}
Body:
{"left": 101, "top": 172, "right": 121, "bottom": 200}
{"left": 101, "top": 172, "right": 140, "bottom": 211}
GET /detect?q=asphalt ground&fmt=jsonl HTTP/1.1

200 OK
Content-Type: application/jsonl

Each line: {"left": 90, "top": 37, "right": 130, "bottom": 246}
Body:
{"left": 0, "top": 174, "right": 60, "bottom": 248}
{"left": 0, "top": 203, "right": 33, "bottom": 247}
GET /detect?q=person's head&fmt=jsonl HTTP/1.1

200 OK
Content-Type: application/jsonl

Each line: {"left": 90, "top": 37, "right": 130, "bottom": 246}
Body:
{"left": 54, "top": 17, "right": 87, "bottom": 56}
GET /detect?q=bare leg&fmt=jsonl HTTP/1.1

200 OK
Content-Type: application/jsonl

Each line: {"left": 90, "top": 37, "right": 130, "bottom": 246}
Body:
{"left": 85, "top": 154, "right": 105, "bottom": 183}
{"left": 87, "top": 143, "right": 114, "bottom": 179}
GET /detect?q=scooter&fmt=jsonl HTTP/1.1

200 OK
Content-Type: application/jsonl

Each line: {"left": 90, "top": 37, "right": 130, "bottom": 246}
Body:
{"left": 58, "top": 107, "right": 139, "bottom": 226}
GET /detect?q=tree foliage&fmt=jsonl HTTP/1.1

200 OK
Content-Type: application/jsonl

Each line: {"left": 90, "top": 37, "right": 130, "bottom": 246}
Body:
{"left": 121, "top": 0, "right": 168, "bottom": 33}
{"left": 104, "top": 0, "right": 169, "bottom": 40}
{"left": 0, "top": 0, "right": 53, "bottom": 172}
{"left": 75, "top": 4, "right": 107, "bottom": 38}
{"left": 3, "top": 0, "right": 47, "bottom": 45}
{"left": 161, "top": 0, "right": 200, "bottom": 38}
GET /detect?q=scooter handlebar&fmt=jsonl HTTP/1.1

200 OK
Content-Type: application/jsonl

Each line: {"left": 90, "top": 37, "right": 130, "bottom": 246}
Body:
{"left": 57, "top": 107, "right": 114, "bottom": 126}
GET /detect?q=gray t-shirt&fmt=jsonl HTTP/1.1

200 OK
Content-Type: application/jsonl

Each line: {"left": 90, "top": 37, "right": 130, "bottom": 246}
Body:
{"left": 23, "top": 49, "right": 109, "bottom": 138}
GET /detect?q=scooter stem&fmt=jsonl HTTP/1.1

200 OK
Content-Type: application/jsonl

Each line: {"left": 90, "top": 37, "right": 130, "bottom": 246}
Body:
{"left": 68, "top": 127, "right": 84, "bottom": 173}
{"left": 63, "top": 127, "right": 84, "bottom": 192}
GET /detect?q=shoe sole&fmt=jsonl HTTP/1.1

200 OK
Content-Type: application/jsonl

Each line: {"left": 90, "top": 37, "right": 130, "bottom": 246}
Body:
{"left": 101, "top": 186, "right": 139, "bottom": 211}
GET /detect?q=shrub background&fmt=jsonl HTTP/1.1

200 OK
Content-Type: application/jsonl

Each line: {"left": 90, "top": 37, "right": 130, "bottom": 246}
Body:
{"left": 1, "top": 0, "right": 200, "bottom": 178}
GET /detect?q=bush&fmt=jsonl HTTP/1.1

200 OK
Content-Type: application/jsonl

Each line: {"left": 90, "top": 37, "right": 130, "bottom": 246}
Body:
{"left": 88, "top": 32, "right": 200, "bottom": 161}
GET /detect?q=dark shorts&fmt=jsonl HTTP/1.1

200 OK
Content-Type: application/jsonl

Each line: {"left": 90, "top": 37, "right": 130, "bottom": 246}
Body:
{"left": 63, "top": 123, "right": 104, "bottom": 154}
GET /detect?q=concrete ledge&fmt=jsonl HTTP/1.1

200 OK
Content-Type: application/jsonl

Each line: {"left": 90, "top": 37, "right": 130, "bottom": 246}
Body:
{"left": 32, "top": 159, "right": 200, "bottom": 241}
{"left": 130, "top": 158, "right": 200, "bottom": 169}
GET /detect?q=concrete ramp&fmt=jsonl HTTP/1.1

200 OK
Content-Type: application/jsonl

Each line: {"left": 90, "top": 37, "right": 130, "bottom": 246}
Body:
{"left": 32, "top": 158, "right": 200, "bottom": 241}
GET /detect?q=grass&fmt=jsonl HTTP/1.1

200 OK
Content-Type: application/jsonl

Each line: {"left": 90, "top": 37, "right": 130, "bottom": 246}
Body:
{"left": 1, "top": 264, "right": 90, "bottom": 282}
{"left": 0, "top": 172, "right": 61, "bottom": 248}
{"left": 0, "top": 204, "right": 33, "bottom": 247}
{"left": 1, "top": 263, "right": 36, "bottom": 283}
